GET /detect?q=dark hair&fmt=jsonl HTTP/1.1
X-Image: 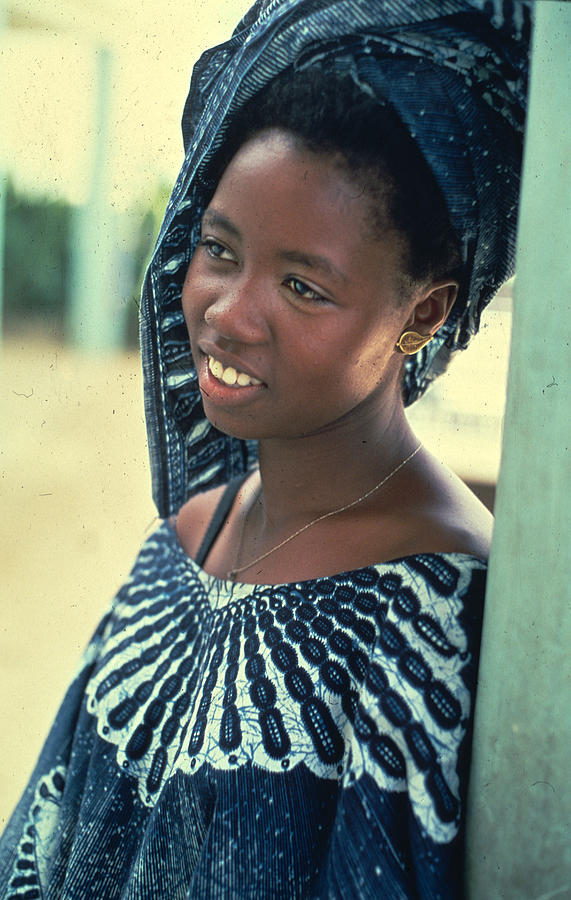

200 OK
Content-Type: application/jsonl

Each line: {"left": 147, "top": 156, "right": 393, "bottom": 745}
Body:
{"left": 209, "top": 68, "right": 462, "bottom": 287}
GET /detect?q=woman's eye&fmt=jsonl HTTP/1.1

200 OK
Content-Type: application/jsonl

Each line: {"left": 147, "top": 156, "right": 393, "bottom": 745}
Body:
{"left": 199, "top": 238, "right": 234, "bottom": 261}
{"left": 284, "top": 277, "right": 327, "bottom": 303}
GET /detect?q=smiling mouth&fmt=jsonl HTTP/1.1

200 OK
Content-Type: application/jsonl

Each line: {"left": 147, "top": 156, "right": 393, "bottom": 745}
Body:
{"left": 208, "top": 355, "right": 263, "bottom": 387}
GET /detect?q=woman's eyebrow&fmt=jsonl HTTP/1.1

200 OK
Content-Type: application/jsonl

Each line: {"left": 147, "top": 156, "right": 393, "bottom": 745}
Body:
{"left": 278, "top": 249, "right": 348, "bottom": 284}
{"left": 201, "top": 210, "right": 241, "bottom": 239}
{"left": 202, "top": 211, "right": 347, "bottom": 283}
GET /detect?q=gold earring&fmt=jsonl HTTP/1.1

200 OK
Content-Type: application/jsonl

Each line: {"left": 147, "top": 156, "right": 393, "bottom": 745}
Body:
{"left": 395, "top": 330, "right": 434, "bottom": 354}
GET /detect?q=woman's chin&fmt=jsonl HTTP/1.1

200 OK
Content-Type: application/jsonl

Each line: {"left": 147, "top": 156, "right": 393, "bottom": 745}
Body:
{"left": 202, "top": 404, "right": 262, "bottom": 441}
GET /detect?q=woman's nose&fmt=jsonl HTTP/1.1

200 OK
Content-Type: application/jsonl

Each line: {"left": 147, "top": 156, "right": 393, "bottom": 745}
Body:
{"left": 203, "top": 278, "right": 269, "bottom": 344}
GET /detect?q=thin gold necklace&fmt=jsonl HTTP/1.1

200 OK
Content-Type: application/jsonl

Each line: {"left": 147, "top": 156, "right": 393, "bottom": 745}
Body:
{"left": 228, "top": 443, "right": 422, "bottom": 580}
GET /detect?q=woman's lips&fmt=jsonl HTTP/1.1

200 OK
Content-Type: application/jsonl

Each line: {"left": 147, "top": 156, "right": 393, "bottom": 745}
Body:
{"left": 196, "top": 352, "right": 266, "bottom": 405}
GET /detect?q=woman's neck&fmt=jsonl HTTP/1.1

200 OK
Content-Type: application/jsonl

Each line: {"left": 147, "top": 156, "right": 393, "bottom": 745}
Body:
{"left": 255, "top": 400, "right": 417, "bottom": 527}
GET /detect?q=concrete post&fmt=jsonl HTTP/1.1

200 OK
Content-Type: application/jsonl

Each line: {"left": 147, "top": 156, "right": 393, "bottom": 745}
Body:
{"left": 68, "top": 45, "right": 127, "bottom": 351}
{"left": 465, "top": 3, "right": 571, "bottom": 897}
{"left": 0, "top": 0, "right": 7, "bottom": 341}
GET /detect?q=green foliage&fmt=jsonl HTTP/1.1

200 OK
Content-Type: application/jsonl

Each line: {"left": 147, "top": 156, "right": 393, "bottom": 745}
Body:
{"left": 2, "top": 179, "right": 173, "bottom": 345}
{"left": 3, "top": 180, "right": 71, "bottom": 333}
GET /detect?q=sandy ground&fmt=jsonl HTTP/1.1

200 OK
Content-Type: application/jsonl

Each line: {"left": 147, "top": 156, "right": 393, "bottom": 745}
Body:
{"left": 0, "top": 313, "right": 511, "bottom": 826}
{"left": 1, "top": 334, "right": 156, "bottom": 826}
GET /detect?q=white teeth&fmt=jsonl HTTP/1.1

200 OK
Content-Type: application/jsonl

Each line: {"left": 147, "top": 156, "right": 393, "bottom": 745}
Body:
{"left": 208, "top": 356, "right": 262, "bottom": 387}
{"left": 210, "top": 358, "right": 224, "bottom": 379}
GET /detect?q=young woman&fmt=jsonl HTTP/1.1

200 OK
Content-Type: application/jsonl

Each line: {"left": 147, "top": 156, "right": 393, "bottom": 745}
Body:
{"left": 0, "top": 2, "right": 531, "bottom": 898}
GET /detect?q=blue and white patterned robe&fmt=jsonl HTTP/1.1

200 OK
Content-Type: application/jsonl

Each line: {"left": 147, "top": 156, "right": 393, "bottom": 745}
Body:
{"left": 0, "top": 522, "right": 486, "bottom": 898}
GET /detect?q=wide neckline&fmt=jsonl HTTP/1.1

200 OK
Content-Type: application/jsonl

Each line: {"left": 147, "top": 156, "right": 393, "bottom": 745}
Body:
{"left": 163, "top": 518, "right": 487, "bottom": 592}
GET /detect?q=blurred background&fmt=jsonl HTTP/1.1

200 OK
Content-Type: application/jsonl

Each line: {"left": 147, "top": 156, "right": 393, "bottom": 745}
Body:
{"left": 0, "top": 0, "right": 513, "bottom": 826}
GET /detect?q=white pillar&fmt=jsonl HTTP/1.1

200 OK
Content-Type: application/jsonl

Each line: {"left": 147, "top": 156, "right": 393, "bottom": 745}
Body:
{"left": 68, "top": 46, "right": 127, "bottom": 351}
{"left": 0, "top": 0, "right": 7, "bottom": 341}
{"left": 465, "top": 3, "right": 571, "bottom": 896}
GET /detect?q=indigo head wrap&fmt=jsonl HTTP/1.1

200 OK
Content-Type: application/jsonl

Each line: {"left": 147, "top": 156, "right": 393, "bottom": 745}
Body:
{"left": 140, "top": 0, "right": 532, "bottom": 517}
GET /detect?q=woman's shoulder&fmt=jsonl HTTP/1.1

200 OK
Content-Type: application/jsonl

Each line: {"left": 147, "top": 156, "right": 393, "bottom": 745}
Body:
{"left": 172, "top": 483, "right": 228, "bottom": 561}
{"left": 168, "top": 456, "right": 492, "bottom": 582}
{"left": 394, "top": 451, "right": 494, "bottom": 562}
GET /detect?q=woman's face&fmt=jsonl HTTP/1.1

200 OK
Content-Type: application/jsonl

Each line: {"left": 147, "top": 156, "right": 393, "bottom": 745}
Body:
{"left": 182, "top": 129, "right": 417, "bottom": 441}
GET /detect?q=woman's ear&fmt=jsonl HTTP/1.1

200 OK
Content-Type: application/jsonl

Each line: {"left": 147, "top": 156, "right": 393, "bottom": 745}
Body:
{"left": 404, "top": 281, "right": 459, "bottom": 335}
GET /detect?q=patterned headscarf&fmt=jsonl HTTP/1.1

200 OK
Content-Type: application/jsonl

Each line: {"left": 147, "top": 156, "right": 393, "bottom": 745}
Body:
{"left": 140, "top": 0, "right": 532, "bottom": 518}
